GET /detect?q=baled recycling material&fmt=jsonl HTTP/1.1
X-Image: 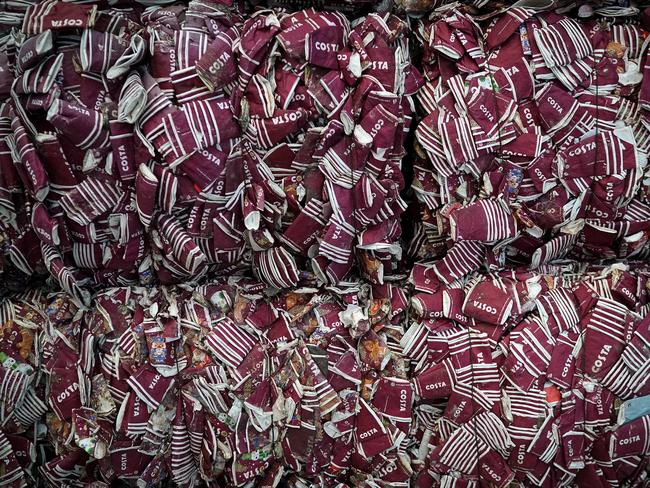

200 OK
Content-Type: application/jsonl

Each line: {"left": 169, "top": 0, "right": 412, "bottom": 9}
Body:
{"left": 0, "top": 0, "right": 650, "bottom": 487}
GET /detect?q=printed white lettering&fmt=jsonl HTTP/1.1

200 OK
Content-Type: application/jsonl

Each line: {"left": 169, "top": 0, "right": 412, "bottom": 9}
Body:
{"left": 472, "top": 300, "right": 497, "bottom": 315}
{"left": 359, "top": 428, "right": 378, "bottom": 439}
{"left": 547, "top": 96, "right": 563, "bottom": 114}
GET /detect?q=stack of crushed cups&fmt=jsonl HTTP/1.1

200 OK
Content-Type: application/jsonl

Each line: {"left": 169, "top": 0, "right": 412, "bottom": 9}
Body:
{"left": 410, "top": 4, "right": 650, "bottom": 270}
{"left": 1, "top": 263, "right": 649, "bottom": 486}
{"left": 0, "top": 0, "right": 419, "bottom": 301}
{"left": 1, "top": 0, "right": 650, "bottom": 487}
